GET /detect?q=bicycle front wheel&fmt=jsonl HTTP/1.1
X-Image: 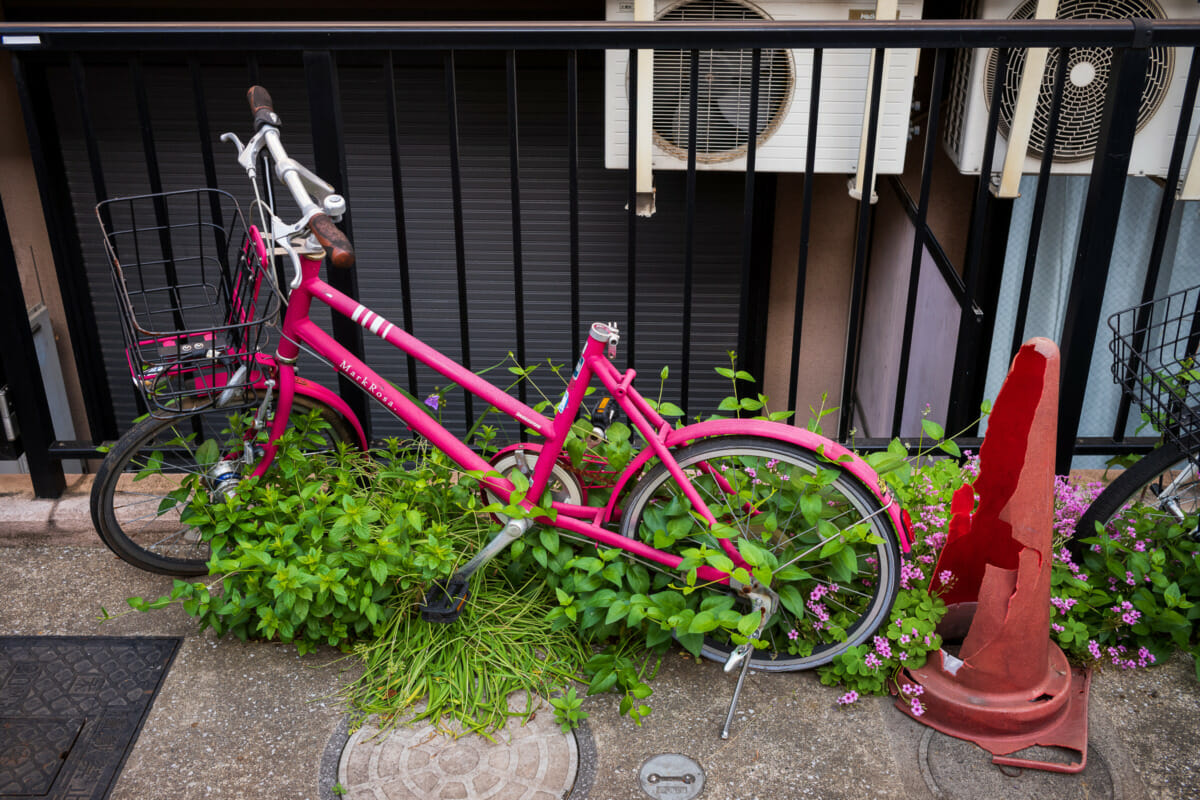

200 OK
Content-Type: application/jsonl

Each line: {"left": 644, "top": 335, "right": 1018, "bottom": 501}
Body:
{"left": 620, "top": 435, "right": 901, "bottom": 671}
{"left": 1073, "top": 443, "right": 1200, "bottom": 556}
{"left": 90, "top": 392, "right": 357, "bottom": 576}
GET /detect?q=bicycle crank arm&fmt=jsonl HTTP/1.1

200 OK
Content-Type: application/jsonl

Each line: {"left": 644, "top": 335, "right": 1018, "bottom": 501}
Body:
{"left": 456, "top": 516, "right": 531, "bottom": 580}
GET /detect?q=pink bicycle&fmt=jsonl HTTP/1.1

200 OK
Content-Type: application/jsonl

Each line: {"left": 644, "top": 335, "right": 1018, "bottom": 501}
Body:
{"left": 91, "top": 87, "right": 910, "bottom": 692}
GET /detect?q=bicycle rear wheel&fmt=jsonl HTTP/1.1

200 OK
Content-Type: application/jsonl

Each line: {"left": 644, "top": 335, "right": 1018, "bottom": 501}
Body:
{"left": 1073, "top": 443, "right": 1200, "bottom": 556}
{"left": 620, "top": 435, "right": 901, "bottom": 671}
{"left": 90, "top": 392, "right": 356, "bottom": 576}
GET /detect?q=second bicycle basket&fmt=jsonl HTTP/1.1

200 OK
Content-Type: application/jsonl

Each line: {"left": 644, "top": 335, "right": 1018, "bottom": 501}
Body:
{"left": 97, "top": 188, "right": 280, "bottom": 417}
{"left": 1109, "top": 283, "right": 1200, "bottom": 455}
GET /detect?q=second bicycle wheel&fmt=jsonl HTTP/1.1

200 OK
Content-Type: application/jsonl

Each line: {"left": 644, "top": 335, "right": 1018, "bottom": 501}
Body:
{"left": 90, "top": 392, "right": 358, "bottom": 576}
{"left": 620, "top": 435, "right": 901, "bottom": 671}
{"left": 1073, "top": 443, "right": 1200, "bottom": 558}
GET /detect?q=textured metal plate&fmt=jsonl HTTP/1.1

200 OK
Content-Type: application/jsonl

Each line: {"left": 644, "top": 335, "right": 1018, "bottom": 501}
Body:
{"left": 0, "top": 637, "right": 180, "bottom": 800}
{"left": 637, "top": 753, "right": 704, "bottom": 800}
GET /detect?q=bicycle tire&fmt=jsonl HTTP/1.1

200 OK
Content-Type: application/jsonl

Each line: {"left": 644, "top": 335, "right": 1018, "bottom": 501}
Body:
{"left": 1073, "top": 442, "right": 1200, "bottom": 557}
{"left": 91, "top": 392, "right": 357, "bottom": 576}
{"left": 620, "top": 435, "right": 901, "bottom": 672}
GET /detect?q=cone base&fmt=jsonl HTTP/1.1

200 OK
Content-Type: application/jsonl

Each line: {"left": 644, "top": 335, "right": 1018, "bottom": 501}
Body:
{"left": 897, "top": 654, "right": 1092, "bottom": 774}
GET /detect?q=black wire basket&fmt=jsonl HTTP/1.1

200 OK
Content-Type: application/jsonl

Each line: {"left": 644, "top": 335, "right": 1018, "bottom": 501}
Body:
{"left": 96, "top": 189, "right": 280, "bottom": 417}
{"left": 1109, "top": 283, "right": 1200, "bottom": 455}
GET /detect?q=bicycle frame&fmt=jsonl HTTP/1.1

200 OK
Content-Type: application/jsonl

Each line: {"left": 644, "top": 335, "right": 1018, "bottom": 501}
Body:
{"left": 247, "top": 241, "right": 910, "bottom": 586}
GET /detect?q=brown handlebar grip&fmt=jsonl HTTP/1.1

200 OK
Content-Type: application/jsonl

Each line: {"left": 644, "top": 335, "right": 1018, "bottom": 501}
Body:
{"left": 310, "top": 213, "right": 356, "bottom": 269}
{"left": 247, "top": 85, "right": 281, "bottom": 130}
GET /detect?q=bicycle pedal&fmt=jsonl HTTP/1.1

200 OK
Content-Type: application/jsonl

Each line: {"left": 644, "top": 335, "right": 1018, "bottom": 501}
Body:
{"left": 419, "top": 577, "right": 470, "bottom": 623}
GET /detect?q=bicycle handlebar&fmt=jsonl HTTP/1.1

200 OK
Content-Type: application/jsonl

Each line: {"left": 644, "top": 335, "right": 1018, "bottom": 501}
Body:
{"left": 246, "top": 85, "right": 281, "bottom": 130}
{"left": 309, "top": 213, "right": 356, "bottom": 269}
{"left": 241, "top": 85, "right": 356, "bottom": 270}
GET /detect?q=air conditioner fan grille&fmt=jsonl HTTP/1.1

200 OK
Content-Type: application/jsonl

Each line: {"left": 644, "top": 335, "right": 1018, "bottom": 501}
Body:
{"left": 647, "top": 0, "right": 794, "bottom": 162}
{"left": 984, "top": 0, "right": 1173, "bottom": 162}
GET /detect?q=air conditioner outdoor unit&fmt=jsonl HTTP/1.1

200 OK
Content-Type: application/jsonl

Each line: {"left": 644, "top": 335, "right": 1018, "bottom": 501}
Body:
{"left": 604, "top": 0, "right": 926, "bottom": 173}
{"left": 944, "top": 0, "right": 1200, "bottom": 177}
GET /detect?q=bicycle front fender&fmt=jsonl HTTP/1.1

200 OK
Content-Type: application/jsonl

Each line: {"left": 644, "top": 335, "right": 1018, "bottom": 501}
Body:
{"left": 250, "top": 368, "right": 368, "bottom": 450}
{"left": 292, "top": 376, "right": 368, "bottom": 449}
{"left": 601, "top": 418, "right": 911, "bottom": 551}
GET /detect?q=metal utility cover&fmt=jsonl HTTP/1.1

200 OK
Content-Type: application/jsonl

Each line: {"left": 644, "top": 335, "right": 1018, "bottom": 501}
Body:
{"left": 638, "top": 753, "right": 704, "bottom": 800}
{"left": 0, "top": 636, "right": 180, "bottom": 800}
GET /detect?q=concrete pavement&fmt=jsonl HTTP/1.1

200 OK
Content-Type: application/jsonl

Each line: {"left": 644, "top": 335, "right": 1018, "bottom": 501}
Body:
{"left": 3, "top": 473, "right": 1200, "bottom": 799}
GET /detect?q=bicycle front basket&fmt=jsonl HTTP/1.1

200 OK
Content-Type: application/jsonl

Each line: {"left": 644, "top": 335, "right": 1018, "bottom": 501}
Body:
{"left": 96, "top": 188, "right": 280, "bottom": 417}
{"left": 1109, "top": 283, "right": 1200, "bottom": 454}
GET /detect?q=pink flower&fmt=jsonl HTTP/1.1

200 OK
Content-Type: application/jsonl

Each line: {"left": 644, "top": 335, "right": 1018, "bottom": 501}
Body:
{"left": 787, "top": 628, "right": 799, "bottom": 641}
{"left": 873, "top": 635, "right": 892, "bottom": 659}
{"left": 910, "top": 697, "right": 925, "bottom": 717}
{"left": 837, "top": 691, "right": 859, "bottom": 705}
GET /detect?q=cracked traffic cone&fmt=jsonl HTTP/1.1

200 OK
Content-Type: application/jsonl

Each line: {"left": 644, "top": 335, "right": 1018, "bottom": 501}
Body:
{"left": 897, "top": 337, "right": 1091, "bottom": 774}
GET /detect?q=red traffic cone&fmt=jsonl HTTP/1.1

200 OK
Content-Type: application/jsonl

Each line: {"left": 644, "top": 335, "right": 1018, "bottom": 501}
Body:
{"left": 897, "top": 337, "right": 1091, "bottom": 773}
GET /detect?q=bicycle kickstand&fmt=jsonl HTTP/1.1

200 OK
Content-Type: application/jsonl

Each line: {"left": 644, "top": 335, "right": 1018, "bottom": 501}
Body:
{"left": 720, "top": 587, "right": 777, "bottom": 739}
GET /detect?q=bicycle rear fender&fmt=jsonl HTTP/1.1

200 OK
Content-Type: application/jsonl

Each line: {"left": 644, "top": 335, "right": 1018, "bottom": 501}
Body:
{"left": 603, "top": 418, "right": 912, "bottom": 551}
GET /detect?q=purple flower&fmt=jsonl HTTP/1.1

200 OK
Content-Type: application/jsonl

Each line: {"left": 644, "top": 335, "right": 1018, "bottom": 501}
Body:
{"left": 1087, "top": 640, "right": 1102, "bottom": 660}
{"left": 424, "top": 394, "right": 440, "bottom": 411}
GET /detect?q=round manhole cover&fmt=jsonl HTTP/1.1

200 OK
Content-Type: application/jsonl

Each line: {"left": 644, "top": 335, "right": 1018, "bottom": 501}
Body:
{"left": 638, "top": 753, "right": 704, "bottom": 800}
{"left": 337, "top": 693, "right": 577, "bottom": 800}
{"left": 920, "top": 729, "right": 1114, "bottom": 799}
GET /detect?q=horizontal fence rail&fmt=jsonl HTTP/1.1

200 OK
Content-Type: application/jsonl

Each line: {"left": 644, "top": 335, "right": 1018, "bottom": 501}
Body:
{"left": 1, "top": 18, "right": 1198, "bottom": 496}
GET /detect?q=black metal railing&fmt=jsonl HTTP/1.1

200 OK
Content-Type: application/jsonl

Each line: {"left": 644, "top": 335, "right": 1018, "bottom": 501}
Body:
{"left": 1, "top": 19, "right": 1198, "bottom": 497}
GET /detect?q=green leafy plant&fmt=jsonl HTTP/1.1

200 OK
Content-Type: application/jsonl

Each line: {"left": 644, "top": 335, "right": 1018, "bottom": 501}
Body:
{"left": 114, "top": 413, "right": 490, "bottom": 655}
{"left": 1052, "top": 475, "right": 1200, "bottom": 676}
{"left": 549, "top": 686, "right": 589, "bottom": 733}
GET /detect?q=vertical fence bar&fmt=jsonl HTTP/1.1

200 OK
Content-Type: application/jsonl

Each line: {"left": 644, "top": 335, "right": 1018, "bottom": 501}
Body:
{"left": 567, "top": 50, "right": 581, "bottom": 357}
{"left": 788, "top": 47, "right": 824, "bottom": 415}
{"left": 1010, "top": 47, "right": 1069, "bottom": 362}
{"left": 383, "top": 52, "right": 419, "bottom": 398}
{"left": 1056, "top": 28, "right": 1152, "bottom": 472}
{"left": 131, "top": 57, "right": 191, "bottom": 337}
{"left": 1113, "top": 46, "right": 1200, "bottom": 440}
{"left": 303, "top": 49, "right": 372, "bottom": 440}
{"left": 188, "top": 58, "right": 220, "bottom": 193}
{"left": 947, "top": 47, "right": 1011, "bottom": 434}
{"left": 625, "top": 47, "right": 638, "bottom": 370}
{"left": 12, "top": 54, "right": 116, "bottom": 441}
{"left": 443, "top": 50, "right": 475, "bottom": 428}
{"left": 891, "top": 48, "right": 949, "bottom": 437}
{"left": 0, "top": 193, "right": 64, "bottom": 497}
{"left": 681, "top": 48, "right": 699, "bottom": 414}
{"left": 838, "top": 49, "right": 886, "bottom": 441}
{"left": 188, "top": 57, "right": 228, "bottom": 241}
{"left": 736, "top": 48, "right": 763, "bottom": 381}
{"left": 506, "top": 50, "right": 528, "bottom": 416}
{"left": 71, "top": 56, "right": 110, "bottom": 228}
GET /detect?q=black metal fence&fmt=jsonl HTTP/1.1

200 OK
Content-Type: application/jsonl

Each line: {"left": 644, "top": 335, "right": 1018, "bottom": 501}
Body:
{"left": 3, "top": 19, "right": 1199, "bottom": 497}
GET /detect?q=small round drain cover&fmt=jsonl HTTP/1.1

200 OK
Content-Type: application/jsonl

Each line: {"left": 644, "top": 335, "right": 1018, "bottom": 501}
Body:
{"left": 638, "top": 753, "right": 704, "bottom": 800}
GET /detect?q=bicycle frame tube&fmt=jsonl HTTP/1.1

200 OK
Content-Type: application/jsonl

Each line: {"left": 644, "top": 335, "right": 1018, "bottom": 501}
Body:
{"left": 267, "top": 253, "right": 734, "bottom": 582}
{"left": 270, "top": 252, "right": 915, "bottom": 581}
